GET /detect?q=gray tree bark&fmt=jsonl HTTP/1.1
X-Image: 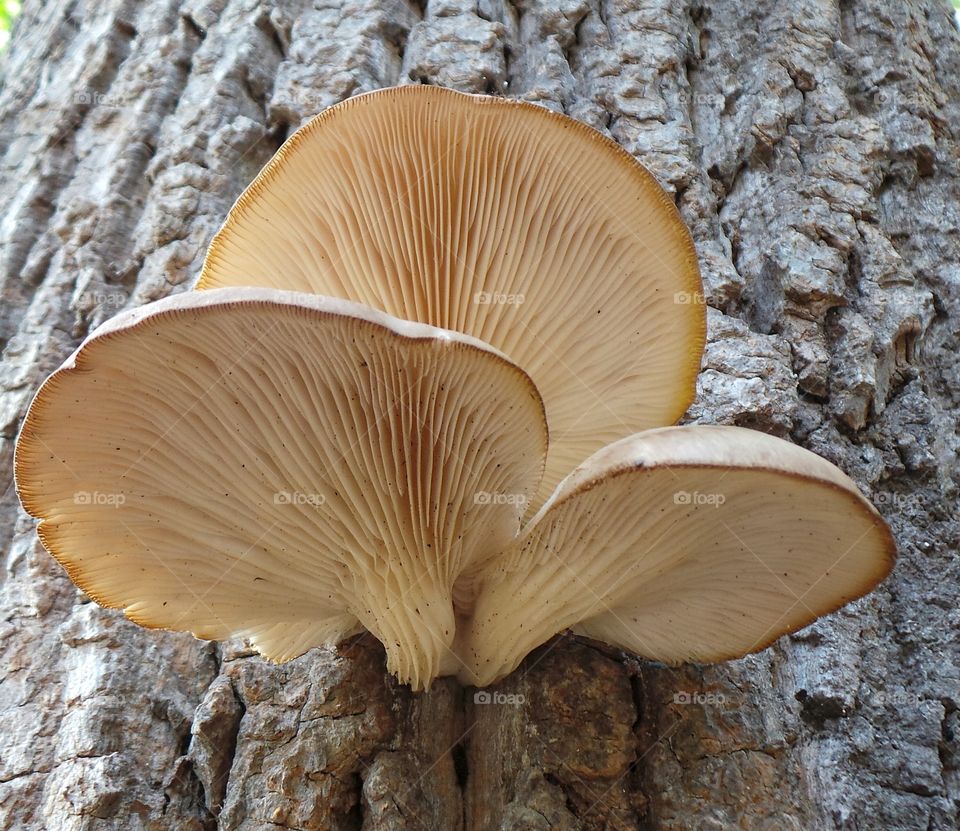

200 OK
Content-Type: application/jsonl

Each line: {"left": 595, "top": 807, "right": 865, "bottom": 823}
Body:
{"left": 1, "top": 1, "right": 958, "bottom": 829}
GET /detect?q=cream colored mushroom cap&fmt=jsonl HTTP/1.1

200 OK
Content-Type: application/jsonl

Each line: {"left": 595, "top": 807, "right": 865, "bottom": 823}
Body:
{"left": 15, "top": 287, "right": 548, "bottom": 690}
{"left": 458, "top": 425, "right": 896, "bottom": 686}
{"left": 196, "top": 85, "right": 705, "bottom": 510}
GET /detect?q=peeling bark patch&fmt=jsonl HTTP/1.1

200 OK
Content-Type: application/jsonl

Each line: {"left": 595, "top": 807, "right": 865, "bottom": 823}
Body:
{"left": 466, "top": 639, "right": 642, "bottom": 830}
{"left": 188, "top": 675, "right": 243, "bottom": 815}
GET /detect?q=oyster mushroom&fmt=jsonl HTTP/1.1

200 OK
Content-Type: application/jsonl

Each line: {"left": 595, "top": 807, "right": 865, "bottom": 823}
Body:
{"left": 15, "top": 287, "right": 547, "bottom": 690}
{"left": 196, "top": 84, "right": 705, "bottom": 509}
{"left": 15, "top": 87, "right": 896, "bottom": 691}
{"left": 456, "top": 425, "right": 896, "bottom": 686}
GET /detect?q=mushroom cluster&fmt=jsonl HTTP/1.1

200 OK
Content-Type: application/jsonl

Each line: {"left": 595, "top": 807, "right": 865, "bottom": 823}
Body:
{"left": 15, "top": 86, "right": 895, "bottom": 691}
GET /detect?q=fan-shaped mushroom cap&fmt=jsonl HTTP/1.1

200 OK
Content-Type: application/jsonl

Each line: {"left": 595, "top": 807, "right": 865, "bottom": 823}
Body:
{"left": 196, "top": 85, "right": 705, "bottom": 509}
{"left": 457, "top": 425, "right": 896, "bottom": 686}
{"left": 15, "top": 287, "right": 547, "bottom": 690}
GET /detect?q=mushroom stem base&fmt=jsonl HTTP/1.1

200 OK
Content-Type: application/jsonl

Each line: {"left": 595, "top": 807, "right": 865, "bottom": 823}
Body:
{"left": 350, "top": 577, "right": 457, "bottom": 691}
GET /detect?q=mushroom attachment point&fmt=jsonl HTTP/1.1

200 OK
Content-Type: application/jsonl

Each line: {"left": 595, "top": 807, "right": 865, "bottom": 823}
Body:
{"left": 456, "top": 425, "right": 896, "bottom": 687}
{"left": 196, "top": 84, "right": 705, "bottom": 511}
{"left": 15, "top": 287, "right": 547, "bottom": 690}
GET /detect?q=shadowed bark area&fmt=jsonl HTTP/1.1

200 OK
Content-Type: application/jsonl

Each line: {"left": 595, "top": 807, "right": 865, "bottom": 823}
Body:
{"left": 1, "top": 1, "right": 958, "bottom": 829}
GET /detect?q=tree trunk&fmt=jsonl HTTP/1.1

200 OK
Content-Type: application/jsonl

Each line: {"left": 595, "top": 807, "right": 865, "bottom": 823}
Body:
{"left": 1, "top": 0, "right": 958, "bottom": 828}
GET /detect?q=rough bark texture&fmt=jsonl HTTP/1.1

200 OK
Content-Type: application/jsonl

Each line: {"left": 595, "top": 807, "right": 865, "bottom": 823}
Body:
{"left": 1, "top": 1, "right": 958, "bottom": 829}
